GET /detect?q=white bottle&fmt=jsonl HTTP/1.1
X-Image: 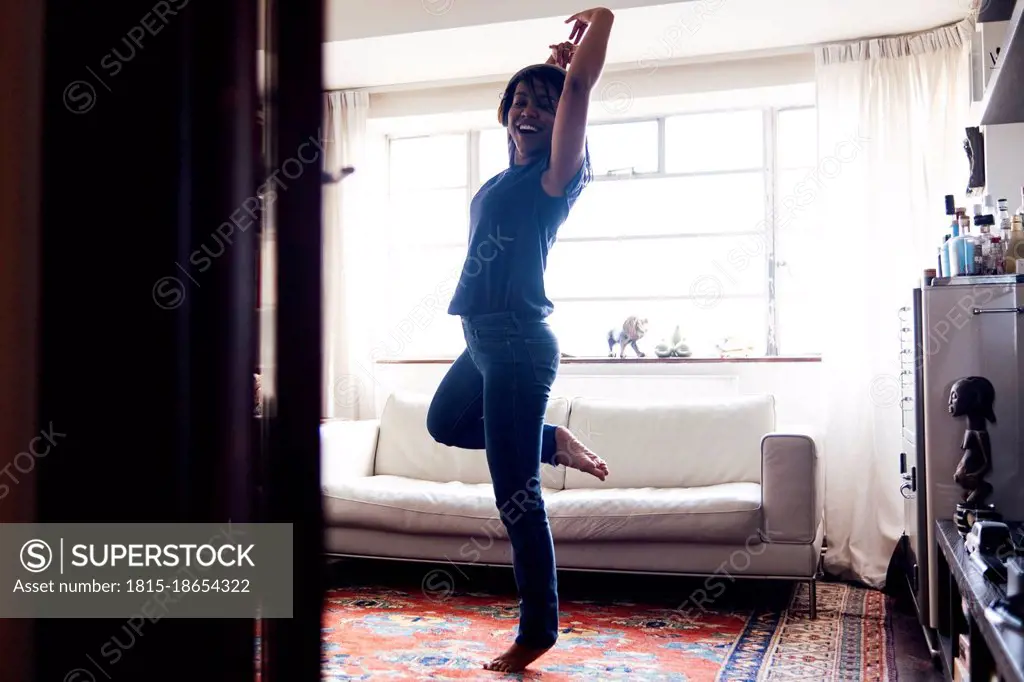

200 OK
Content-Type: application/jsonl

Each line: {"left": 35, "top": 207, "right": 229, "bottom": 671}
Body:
{"left": 999, "top": 199, "right": 1012, "bottom": 242}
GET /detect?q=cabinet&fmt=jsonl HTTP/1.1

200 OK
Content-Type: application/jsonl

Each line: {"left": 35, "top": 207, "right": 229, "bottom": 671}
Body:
{"left": 935, "top": 519, "right": 1024, "bottom": 682}
{"left": 971, "top": 1, "right": 1024, "bottom": 126}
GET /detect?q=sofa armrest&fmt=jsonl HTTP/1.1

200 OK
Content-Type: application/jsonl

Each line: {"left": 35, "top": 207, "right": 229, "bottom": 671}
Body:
{"left": 760, "top": 430, "right": 822, "bottom": 544}
{"left": 321, "top": 419, "right": 379, "bottom": 493}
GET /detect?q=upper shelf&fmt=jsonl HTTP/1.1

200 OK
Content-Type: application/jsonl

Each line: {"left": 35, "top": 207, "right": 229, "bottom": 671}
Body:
{"left": 978, "top": 0, "right": 1024, "bottom": 125}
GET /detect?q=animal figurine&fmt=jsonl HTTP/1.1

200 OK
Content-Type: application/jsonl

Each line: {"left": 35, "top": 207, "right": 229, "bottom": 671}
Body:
{"left": 654, "top": 325, "right": 692, "bottom": 358}
{"left": 716, "top": 337, "right": 755, "bottom": 358}
{"left": 607, "top": 316, "right": 648, "bottom": 358}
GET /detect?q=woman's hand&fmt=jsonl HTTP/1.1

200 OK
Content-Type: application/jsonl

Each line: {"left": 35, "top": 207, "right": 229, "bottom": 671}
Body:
{"left": 546, "top": 41, "right": 576, "bottom": 68}
{"left": 540, "top": 6, "right": 614, "bottom": 199}
{"left": 565, "top": 7, "right": 612, "bottom": 44}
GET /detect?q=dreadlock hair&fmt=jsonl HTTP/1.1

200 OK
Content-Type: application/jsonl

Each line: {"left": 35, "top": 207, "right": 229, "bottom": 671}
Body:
{"left": 496, "top": 63, "right": 593, "bottom": 189}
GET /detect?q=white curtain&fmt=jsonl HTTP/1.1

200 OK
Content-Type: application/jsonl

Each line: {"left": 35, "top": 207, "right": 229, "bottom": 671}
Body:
{"left": 322, "top": 90, "right": 372, "bottom": 420}
{"left": 813, "top": 19, "right": 972, "bottom": 586}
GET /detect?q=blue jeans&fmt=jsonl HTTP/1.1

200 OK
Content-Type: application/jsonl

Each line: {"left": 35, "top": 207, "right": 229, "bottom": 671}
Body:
{"left": 426, "top": 311, "right": 561, "bottom": 649}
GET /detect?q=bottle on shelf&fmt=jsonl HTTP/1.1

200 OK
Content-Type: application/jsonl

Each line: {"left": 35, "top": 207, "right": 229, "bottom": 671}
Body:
{"left": 999, "top": 198, "right": 1012, "bottom": 241}
{"left": 940, "top": 235, "right": 951, "bottom": 277}
{"left": 946, "top": 209, "right": 963, "bottom": 276}
{"left": 992, "top": 236, "right": 1004, "bottom": 274}
{"left": 965, "top": 218, "right": 982, "bottom": 275}
{"left": 1007, "top": 215, "right": 1024, "bottom": 274}
{"left": 939, "top": 195, "right": 956, "bottom": 277}
{"left": 983, "top": 194, "right": 996, "bottom": 217}
{"left": 948, "top": 213, "right": 971, "bottom": 276}
{"left": 975, "top": 214, "right": 996, "bottom": 274}
{"left": 961, "top": 211, "right": 975, "bottom": 274}
{"left": 1017, "top": 187, "right": 1024, "bottom": 218}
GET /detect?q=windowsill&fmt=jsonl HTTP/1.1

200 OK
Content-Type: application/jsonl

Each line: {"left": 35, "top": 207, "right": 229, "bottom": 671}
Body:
{"left": 375, "top": 356, "right": 822, "bottom": 365}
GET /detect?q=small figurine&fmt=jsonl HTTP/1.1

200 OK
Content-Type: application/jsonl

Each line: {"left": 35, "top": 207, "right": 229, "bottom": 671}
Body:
{"left": 716, "top": 337, "right": 754, "bottom": 358}
{"left": 654, "top": 325, "right": 692, "bottom": 358}
{"left": 607, "top": 316, "right": 648, "bottom": 358}
{"left": 949, "top": 376, "right": 999, "bottom": 533}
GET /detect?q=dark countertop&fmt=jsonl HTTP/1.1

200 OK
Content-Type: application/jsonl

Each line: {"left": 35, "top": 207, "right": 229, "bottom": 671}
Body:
{"left": 937, "top": 519, "right": 1024, "bottom": 682}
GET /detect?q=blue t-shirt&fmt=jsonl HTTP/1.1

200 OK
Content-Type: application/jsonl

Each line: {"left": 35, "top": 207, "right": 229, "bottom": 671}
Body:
{"left": 447, "top": 156, "right": 587, "bottom": 319}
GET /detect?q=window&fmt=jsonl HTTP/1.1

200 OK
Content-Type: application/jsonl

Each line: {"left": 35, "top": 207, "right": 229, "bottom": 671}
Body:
{"left": 665, "top": 110, "right": 764, "bottom": 173}
{"left": 586, "top": 121, "right": 659, "bottom": 175}
{"left": 773, "top": 107, "right": 820, "bottom": 356}
{"left": 478, "top": 128, "right": 510, "bottom": 182}
{"left": 380, "top": 134, "right": 468, "bottom": 359}
{"left": 382, "top": 105, "right": 819, "bottom": 359}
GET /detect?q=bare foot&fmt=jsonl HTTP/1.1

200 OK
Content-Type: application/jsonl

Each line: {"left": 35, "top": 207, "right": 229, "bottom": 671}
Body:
{"left": 483, "top": 643, "right": 552, "bottom": 673}
{"left": 554, "top": 425, "right": 609, "bottom": 480}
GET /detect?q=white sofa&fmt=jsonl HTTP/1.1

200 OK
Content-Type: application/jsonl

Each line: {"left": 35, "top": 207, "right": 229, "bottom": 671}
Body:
{"left": 322, "top": 392, "right": 825, "bottom": 616}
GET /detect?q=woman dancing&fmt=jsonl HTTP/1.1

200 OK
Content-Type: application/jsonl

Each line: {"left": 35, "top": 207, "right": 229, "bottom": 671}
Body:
{"left": 425, "top": 6, "right": 615, "bottom": 674}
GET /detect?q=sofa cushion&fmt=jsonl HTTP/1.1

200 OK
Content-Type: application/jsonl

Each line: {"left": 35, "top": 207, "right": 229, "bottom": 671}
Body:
{"left": 546, "top": 483, "right": 762, "bottom": 543}
{"left": 563, "top": 395, "right": 776, "bottom": 489}
{"left": 324, "top": 474, "right": 763, "bottom": 545}
{"left": 374, "top": 392, "right": 569, "bottom": 489}
{"left": 323, "top": 475, "right": 557, "bottom": 541}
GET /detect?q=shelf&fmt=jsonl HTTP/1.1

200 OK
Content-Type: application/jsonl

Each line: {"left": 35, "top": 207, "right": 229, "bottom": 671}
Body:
{"left": 937, "top": 519, "right": 1024, "bottom": 682}
{"left": 938, "top": 633, "right": 954, "bottom": 681}
{"left": 978, "top": 0, "right": 1024, "bottom": 125}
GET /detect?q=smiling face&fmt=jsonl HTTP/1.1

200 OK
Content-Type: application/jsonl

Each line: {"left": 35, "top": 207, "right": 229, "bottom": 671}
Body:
{"left": 505, "top": 77, "right": 560, "bottom": 164}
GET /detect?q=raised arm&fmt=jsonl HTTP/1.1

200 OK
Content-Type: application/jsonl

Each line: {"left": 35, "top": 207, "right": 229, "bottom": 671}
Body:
{"left": 541, "top": 7, "right": 614, "bottom": 198}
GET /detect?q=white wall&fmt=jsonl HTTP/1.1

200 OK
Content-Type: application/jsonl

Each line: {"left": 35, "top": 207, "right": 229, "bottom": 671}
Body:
{"left": 367, "top": 53, "right": 816, "bottom": 127}
{"left": 326, "top": 0, "right": 673, "bottom": 42}
{"left": 984, "top": 122, "right": 1024, "bottom": 207}
{"left": 367, "top": 360, "right": 825, "bottom": 432}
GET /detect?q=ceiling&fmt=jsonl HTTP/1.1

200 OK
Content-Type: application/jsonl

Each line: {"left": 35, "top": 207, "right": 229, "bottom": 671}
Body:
{"left": 323, "top": 0, "right": 970, "bottom": 90}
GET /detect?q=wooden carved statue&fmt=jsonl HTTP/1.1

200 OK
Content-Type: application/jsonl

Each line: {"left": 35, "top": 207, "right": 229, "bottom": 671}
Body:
{"left": 949, "top": 376, "right": 996, "bottom": 508}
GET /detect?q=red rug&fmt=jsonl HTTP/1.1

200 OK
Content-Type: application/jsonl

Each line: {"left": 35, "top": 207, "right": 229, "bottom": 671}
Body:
{"left": 310, "top": 581, "right": 896, "bottom": 681}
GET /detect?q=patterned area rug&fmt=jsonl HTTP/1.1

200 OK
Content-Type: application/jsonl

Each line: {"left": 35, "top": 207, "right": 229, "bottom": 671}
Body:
{"left": 315, "top": 581, "right": 896, "bottom": 681}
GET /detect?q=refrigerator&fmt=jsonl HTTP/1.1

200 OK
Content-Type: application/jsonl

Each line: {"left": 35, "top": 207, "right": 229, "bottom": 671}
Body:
{"left": 900, "top": 275, "right": 1024, "bottom": 637}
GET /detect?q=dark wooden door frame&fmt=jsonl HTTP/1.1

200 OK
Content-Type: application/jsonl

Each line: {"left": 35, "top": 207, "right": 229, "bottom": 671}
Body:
{"left": 259, "top": 0, "right": 326, "bottom": 679}
{"left": 32, "top": 0, "right": 327, "bottom": 677}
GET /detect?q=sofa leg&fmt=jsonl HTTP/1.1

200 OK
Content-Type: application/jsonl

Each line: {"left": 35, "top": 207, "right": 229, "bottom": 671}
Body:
{"left": 808, "top": 578, "right": 817, "bottom": 620}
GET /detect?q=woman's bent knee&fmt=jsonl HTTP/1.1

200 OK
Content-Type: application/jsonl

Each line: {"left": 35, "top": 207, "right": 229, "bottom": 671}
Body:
{"left": 425, "top": 405, "right": 452, "bottom": 446}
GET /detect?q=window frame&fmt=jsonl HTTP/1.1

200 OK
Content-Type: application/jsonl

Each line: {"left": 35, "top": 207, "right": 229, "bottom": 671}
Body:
{"left": 383, "top": 104, "right": 818, "bottom": 358}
